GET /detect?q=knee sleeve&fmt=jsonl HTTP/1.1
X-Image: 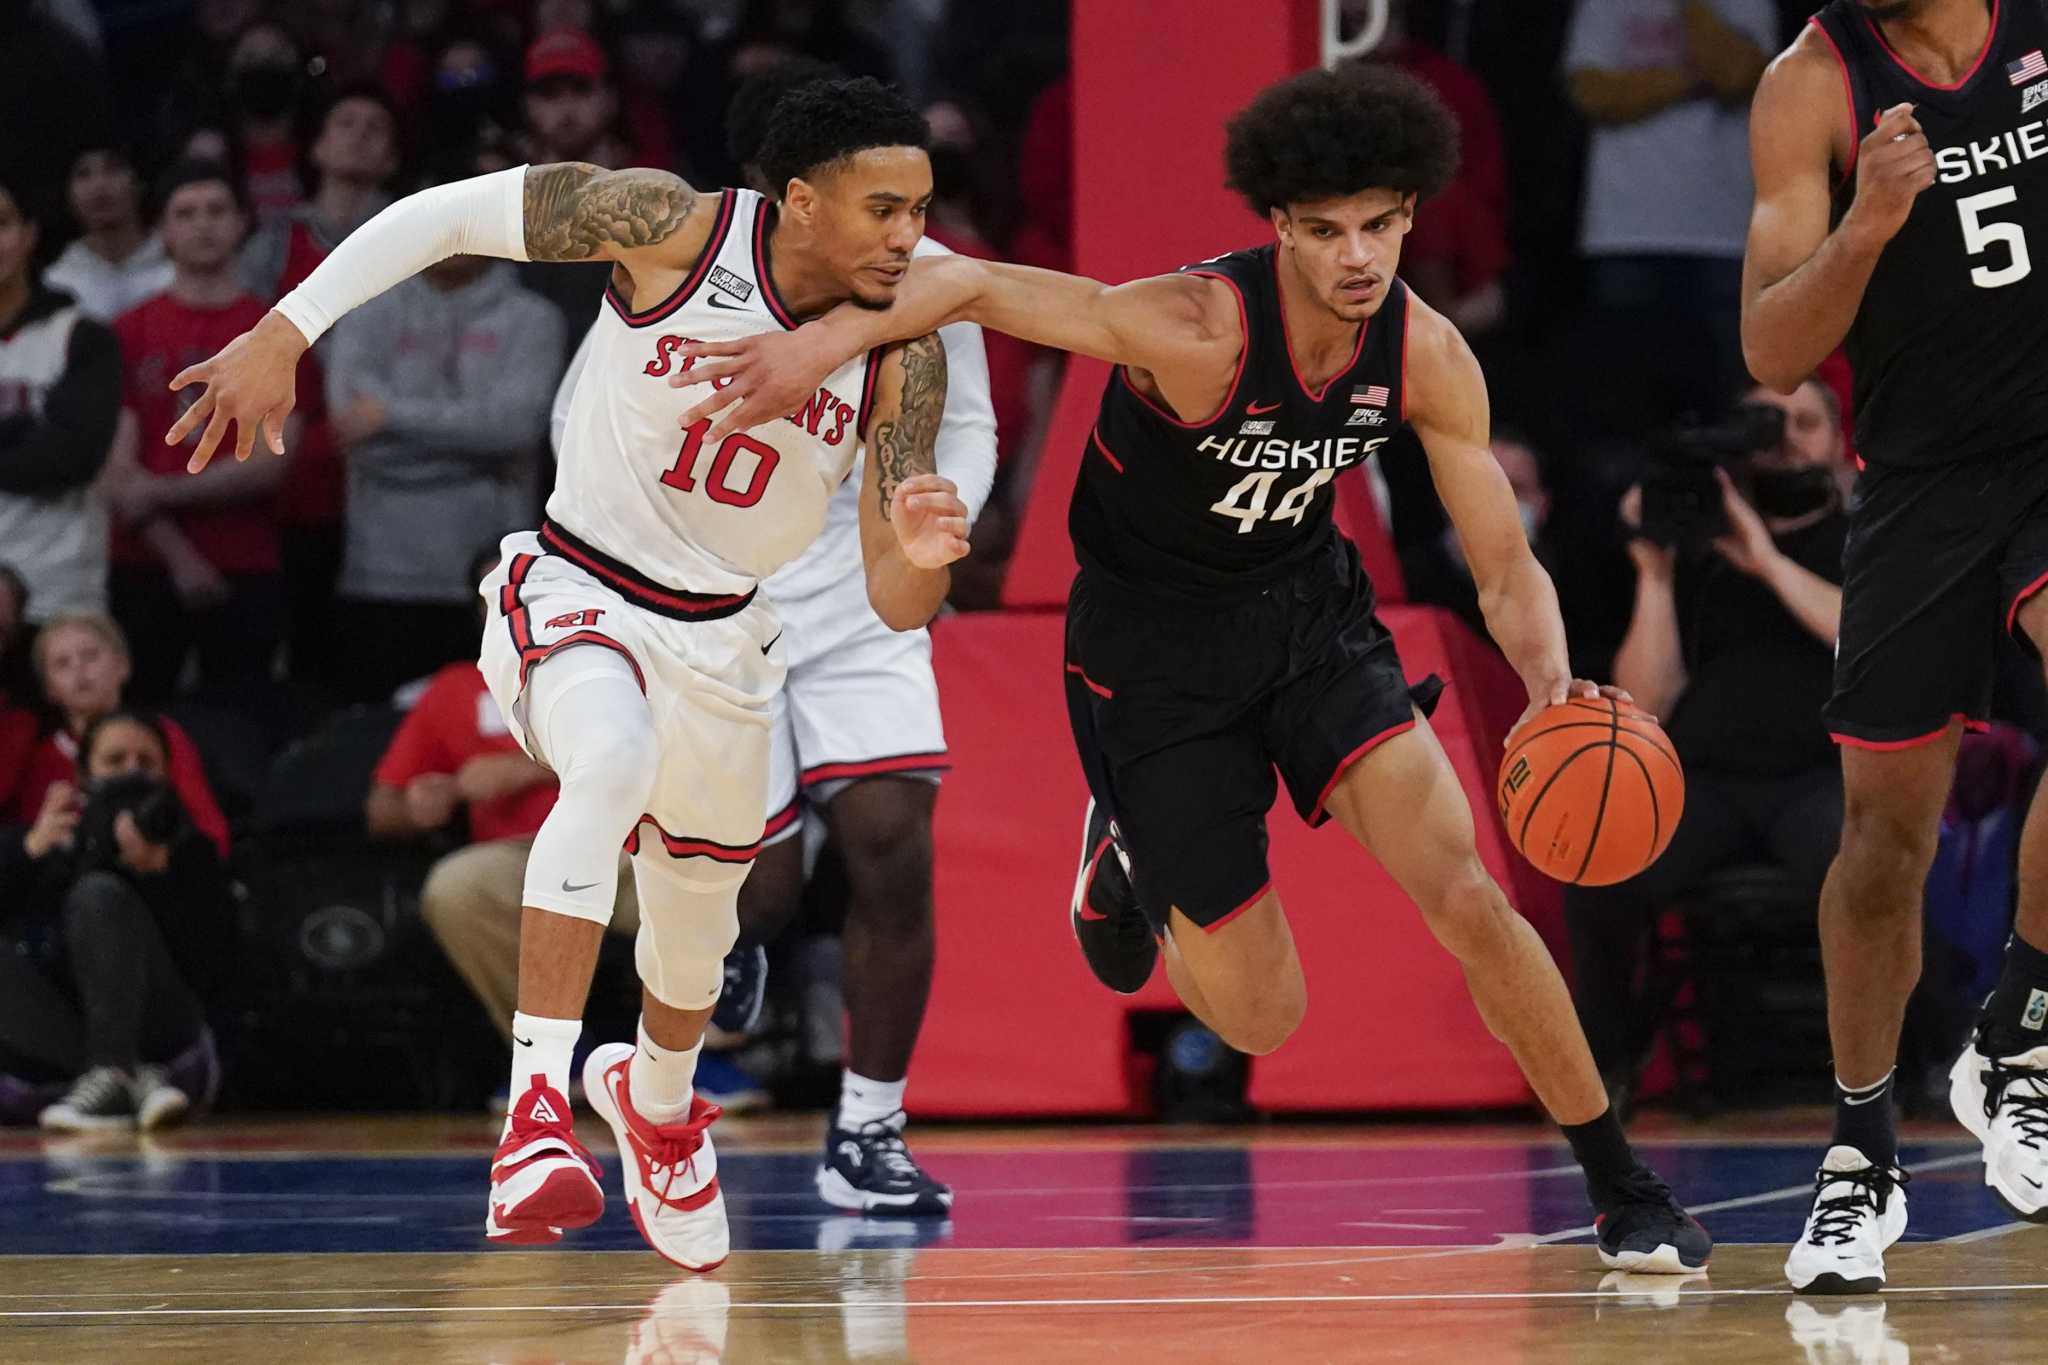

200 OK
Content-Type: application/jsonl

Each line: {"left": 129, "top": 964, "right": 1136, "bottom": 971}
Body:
{"left": 631, "top": 856, "right": 747, "bottom": 1011}
{"left": 521, "top": 648, "right": 661, "bottom": 924}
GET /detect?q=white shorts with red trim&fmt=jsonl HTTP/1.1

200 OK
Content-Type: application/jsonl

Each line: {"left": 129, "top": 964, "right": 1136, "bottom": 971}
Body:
{"left": 481, "top": 531, "right": 784, "bottom": 866}
{"left": 760, "top": 579, "right": 948, "bottom": 844}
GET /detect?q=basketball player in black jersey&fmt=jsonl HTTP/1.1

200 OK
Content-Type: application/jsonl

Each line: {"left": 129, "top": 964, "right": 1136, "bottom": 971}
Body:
{"left": 1747, "top": 0, "right": 2048, "bottom": 1293}
{"left": 677, "top": 65, "right": 1711, "bottom": 1274}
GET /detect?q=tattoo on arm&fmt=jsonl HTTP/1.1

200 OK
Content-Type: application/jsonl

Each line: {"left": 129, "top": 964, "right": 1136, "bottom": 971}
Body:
{"left": 522, "top": 164, "right": 698, "bottom": 262}
{"left": 872, "top": 333, "right": 948, "bottom": 521}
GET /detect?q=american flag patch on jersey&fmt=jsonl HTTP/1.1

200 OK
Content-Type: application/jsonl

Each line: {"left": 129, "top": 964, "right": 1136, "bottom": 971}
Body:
{"left": 1350, "top": 384, "right": 1390, "bottom": 408}
{"left": 2011, "top": 49, "right": 2047, "bottom": 84}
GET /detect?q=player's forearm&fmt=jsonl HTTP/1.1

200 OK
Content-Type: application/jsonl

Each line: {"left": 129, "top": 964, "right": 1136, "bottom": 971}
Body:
{"left": 274, "top": 167, "right": 530, "bottom": 345}
{"left": 1761, "top": 551, "right": 1843, "bottom": 646}
{"left": 1743, "top": 222, "right": 1887, "bottom": 392}
{"left": 1478, "top": 553, "right": 1572, "bottom": 695}
{"left": 1613, "top": 576, "right": 1688, "bottom": 718}
{"left": 864, "top": 551, "right": 950, "bottom": 631}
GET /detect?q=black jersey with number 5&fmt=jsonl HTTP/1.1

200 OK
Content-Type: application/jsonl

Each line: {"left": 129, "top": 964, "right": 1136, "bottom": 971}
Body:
{"left": 1816, "top": 0, "right": 2048, "bottom": 466}
{"left": 1070, "top": 244, "right": 1409, "bottom": 599}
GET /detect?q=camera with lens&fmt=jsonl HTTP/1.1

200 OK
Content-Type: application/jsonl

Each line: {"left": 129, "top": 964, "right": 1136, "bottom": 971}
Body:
{"left": 70, "top": 772, "right": 185, "bottom": 876}
{"left": 1637, "top": 402, "right": 1788, "bottom": 549}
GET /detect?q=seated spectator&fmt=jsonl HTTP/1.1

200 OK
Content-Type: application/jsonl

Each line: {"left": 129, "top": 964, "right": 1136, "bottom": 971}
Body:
{"left": 0, "top": 708, "right": 232, "bottom": 1130}
{"left": 0, "top": 565, "right": 36, "bottom": 811}
{"left": 0, "top": 169, "right": 120, "bottom": 623}
{"left": 11, "top": 613, "right": 229, "bottom": 859}
{"left": 238, "top": 83, "right": 399, "bottom": 304}
{"left": 102, "top": 159, "right": 287, "bottom": 704}
{"left": 222, "top": 21, "right": 310, "bottom": 225}
{"left": 325, "top": 157, "right": 562, "bottom": 703}
{"left": 1564, "top": 0, "right": 1773, "bottom": 415}
{"left": 42, "top": 142, "right": 172, "bottom": 324}
{"left": 1567, "top": 377, "right": 1849, "bottom": 1096}
{"left": 367, "top": 545, "right": 639, "bottom": 1058}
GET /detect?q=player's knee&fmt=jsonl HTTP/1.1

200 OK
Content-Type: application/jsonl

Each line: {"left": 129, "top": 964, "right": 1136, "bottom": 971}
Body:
{"left": 634, "top": 864, "right": 746, "bottom": 1011}
{"left": 1837, "top": 790, "right": 1941, "bottom": 889}
{"left": 1414, "top": 858, "right": 1506, "bottom": 954}
{"left": 1219, "top": 993, "right": 1304, "bottom": 1057}
{"left": 559, "top": 723, "right": 660, "bottom": 817}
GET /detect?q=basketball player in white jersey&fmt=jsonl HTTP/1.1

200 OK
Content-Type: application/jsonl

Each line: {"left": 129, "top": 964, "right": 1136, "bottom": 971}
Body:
{"left": 163, "top": 79, "right": 967, "bottom": 1271}
{"left": 549, "top": 64, "right": 997, "bottom": 1218}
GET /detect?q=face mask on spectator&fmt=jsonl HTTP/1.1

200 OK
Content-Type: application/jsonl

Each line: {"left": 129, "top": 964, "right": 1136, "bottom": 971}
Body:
{"left": 1749, "top": 465, "right": 1836, "bottom": 519}
{"left": 232, "top": 63, "right": 302, "bottom": 118}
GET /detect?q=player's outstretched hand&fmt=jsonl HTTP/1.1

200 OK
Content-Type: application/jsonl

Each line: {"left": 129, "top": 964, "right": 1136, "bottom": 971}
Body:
{"left": 1849, "top": 103, "right": 1936, "bottom": 248}
{"left": 1509, "top": 680, "right": 1644, "bottom": 747}
{"left": 889, "top": 474, "right": 970, "bottom": 570}
{"left": 165, "top": 311, "right": 308, "bottom": 473}
{"left": 672, "top": 327, "right": 848, "bottom": 442}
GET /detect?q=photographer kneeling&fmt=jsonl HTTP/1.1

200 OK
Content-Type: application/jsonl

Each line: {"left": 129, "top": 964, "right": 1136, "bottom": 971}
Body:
{"left": 0, "top": 709, "right": 231, "bottom": 1130}
{"left": 1569, "top": 378, "right": 1848, "bottom": 1095}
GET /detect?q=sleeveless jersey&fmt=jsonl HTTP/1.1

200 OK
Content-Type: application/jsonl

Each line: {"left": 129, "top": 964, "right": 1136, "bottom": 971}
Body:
{"left": 1074, "top": 244, "right": 1408, "bottom": 599}
{"left": 1816, "top": 0, "right": 2048, "bottom": 465}
{"left": 546, "top": 187, "right": 883, "bottom": 597}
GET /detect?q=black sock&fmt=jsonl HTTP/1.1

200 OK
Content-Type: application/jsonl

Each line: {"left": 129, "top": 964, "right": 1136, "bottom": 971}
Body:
{"left": 1831, "top": 1071, "right": 1897, "bottom": 1167}
{"left": 1563, "top": 1106, "right": 1637, "bottom": 1206}
{"left": 1978, "top": 929, "right": 2048, "bottom": 1057}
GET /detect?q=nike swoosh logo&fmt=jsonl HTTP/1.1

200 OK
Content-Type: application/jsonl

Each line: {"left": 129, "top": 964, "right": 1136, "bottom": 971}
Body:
{"left": 1076, "top": 903, "right": 1110, "bottom": 922}
{"left": 762, "top": 631, "right": 782, "bottom": 655}
{"left": 512, "top": 1035, "right": 533, "bottom": 1048}
{"left": 708, "top": 293, "right": 748, "bottom": 309}
{"left": 562, "top": 879, "right": 600, "bottom": 893}
{"left": 1247, "top": 400, "right": 1281, "bottom": 415}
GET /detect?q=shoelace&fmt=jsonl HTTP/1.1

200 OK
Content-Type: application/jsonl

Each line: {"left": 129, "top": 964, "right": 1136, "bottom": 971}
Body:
{"left": 1980, "top": 1057, "right": 2048, "bottom": 1150}
{"left": 65, "top": 1068, "right": 127, "bottom": 1112}
{"left": 850, "top": 1113, "right": 926, "bottom": 1184}
{"left": 1807, "top": 1165, "right": 1909, "bottom": 1247}
{"left": 640, "top": 1102, "right": 721, "bottom": 1209}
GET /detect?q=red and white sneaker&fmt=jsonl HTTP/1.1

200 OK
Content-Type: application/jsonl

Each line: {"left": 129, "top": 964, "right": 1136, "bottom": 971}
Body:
{"left": 485, "top": 1074, "right": 606, "bottom": 1245}
{"left": 583, "top": 1042, "right": 729, "bottom": 1271}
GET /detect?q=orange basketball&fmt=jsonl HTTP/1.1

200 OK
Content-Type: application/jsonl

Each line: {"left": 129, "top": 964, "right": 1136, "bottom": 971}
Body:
{"left": 1496, "top": 696, "right": 1685, "bottom": 886}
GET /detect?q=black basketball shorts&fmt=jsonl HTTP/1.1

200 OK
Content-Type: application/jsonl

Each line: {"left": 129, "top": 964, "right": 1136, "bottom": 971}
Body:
{"left": 1827, "top": 444, "right": 2048, "bottom": 749}
{"left": 1063, "top": 536, "right": 1443, "bottom": 934}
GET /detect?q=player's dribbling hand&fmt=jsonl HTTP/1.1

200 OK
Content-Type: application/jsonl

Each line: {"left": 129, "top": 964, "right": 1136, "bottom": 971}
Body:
{"left": 1510, "top": 680, "right": 1643, "bottom": 746}
{"left": 671, "top": 327, "right": 849, "bottom": 442}
{"left": 165, "top": 311, "right": 308, "bottom": 473}
{"left": 1848, "top": 103, "right": 1936, "bottom": 248}
{"left": 889, "top": 474, "right": 971, "bottom": 570}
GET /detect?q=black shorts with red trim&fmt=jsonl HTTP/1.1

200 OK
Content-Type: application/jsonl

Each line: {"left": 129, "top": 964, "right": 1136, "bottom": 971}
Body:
{"left": 1826, "top": 444, "right": 2048, "bottom": 750}
{"left": 1064, "top": 531, "right": 1442, "bottom": 931}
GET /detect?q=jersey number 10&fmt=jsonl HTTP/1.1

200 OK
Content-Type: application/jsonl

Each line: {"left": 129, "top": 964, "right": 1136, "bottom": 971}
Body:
{"left": 661, "top": 418, "right": 780, "bottom": 508}
{"left": 1959, "top": 187, "right": 2033, "bottom": 289}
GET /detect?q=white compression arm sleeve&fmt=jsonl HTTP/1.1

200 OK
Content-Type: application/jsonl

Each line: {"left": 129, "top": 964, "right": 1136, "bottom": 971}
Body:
{"left": 275, "top": 166, "right": 532, "bottom": 345}
{"left": 913, "top": 237, "right": 998, "bottom": 525}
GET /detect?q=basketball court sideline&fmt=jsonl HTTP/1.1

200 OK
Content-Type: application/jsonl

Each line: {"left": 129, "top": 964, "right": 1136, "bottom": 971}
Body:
{"left": 2, "top": 1113, "right": 2043, "bottom": 1363}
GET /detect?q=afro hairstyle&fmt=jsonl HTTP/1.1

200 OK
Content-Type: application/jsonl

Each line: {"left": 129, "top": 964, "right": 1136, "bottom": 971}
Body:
{"left": 1223, "top": 64, "right": 1459, "bottom": 218}
{"left": 725, "top": 56, "right": 846, "bottom": 173}
{"left": 754, "top": 77, "right": 930, "bottom": 200}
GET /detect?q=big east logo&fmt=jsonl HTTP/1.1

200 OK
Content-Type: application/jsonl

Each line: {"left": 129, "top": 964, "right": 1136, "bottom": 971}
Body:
{"left": 643, "top": 335, "right": 857, "bottom": 447}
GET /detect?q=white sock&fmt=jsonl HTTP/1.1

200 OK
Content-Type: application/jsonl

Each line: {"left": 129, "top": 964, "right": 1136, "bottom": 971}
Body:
{"left": 838, "top": 1071, "right": 907, "bottom": 1129}
{"left": 506, "top": 1011, "right": 580, "bottom": 1130}
{"left": 630, "top": 1017, "right": 701, "bottom": 1124}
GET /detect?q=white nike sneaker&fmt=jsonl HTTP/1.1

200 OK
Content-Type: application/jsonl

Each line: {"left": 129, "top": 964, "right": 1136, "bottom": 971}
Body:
{"left": 1785, "top": 1300, "right": 1910, "bottom": 1365}
{"left": 584, "top": 1042, "right": 729, "bottom": 1272}
{"left": 1784, "top": 1146, "right": 1910, "bottom": 1295}
{"left": 1949, "top": 1041, "right": 2048, "bottom": 1222}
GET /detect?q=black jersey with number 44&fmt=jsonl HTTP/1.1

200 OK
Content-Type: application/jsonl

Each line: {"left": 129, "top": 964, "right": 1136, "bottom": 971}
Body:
{"left": 1817, "top": 0, "right": 2048, "bottom": 466}
{"left": 1070, "top": 244, "right": 1409, "bottom": 598}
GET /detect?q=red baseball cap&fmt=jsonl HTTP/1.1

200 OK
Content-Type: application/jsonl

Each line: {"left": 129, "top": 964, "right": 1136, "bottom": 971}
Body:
{"left": 524, "top": 29, "right": 607, "bottom": 86}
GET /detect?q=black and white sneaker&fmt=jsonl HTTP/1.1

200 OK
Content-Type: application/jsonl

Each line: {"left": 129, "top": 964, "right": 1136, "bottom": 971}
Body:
{"left": 1070, "top": 799, "right": 1157, "bottom": 994}
{"left": 817, "top": 1110, "right": 953, "bottom": 1217}
{"left": 38, "top": 1067, "right": 137, "bottom": 1132}
{"left": 1949, "top": 1036, "right": 2048, "bottom": 1223}
{"left": 1785, "top": 1146, "right": 1910, "bottom": 1294}
{"left": 1593, "top": 1164, "right": 1712, "bottom": 1273}
{"left": 710, "top": 942, "right": 768, "bottom": 1036}
{"left": 132, "top": 1065, "right": 190, "bottom": 1132}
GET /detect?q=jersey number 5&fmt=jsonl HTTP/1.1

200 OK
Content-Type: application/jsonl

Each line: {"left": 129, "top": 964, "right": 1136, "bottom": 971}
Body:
{"left": 1958, "top": 187, "right": 2033, "bottom": 289}
{"left": 661, "top": 418, "right": 779, "bottom": 508}
{"left": 1209, "top": 469, "right": 1336, "bottom": 534}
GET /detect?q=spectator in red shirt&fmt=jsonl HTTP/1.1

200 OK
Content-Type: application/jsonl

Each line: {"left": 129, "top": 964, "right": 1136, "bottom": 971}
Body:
{"left": 12, "top": 613, "right": 229, "bottom": 860}
{"left": 238, "top": 84, "right": 399, "bottom": 305}
{"left": 102, "top": 160, "right": 287, "bottom": 704}
{"left": 366, "top": 546, "right": 639, "bottom": 1046}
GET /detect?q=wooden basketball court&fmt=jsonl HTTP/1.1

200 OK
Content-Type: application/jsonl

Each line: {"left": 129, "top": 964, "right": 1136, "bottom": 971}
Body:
{"left": 3, "top": 1112, "right": 2043, "bottom": 1362}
